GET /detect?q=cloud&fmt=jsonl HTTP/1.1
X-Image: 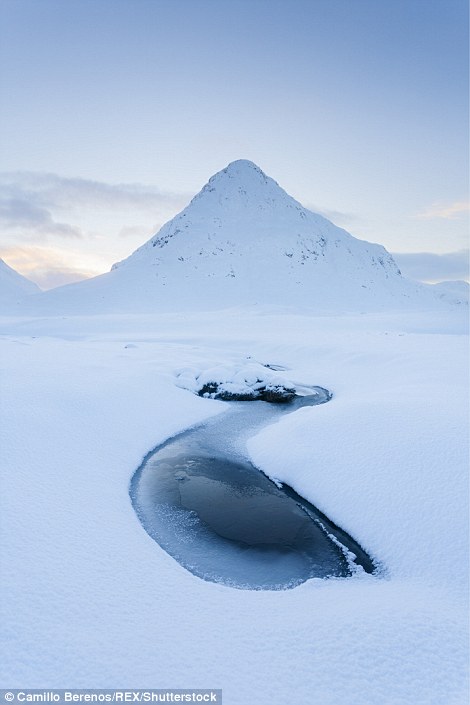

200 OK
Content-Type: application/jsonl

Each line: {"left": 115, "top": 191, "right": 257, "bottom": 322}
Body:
{"left": 304, "top": 203, "right": 360, "bottom": 226}
{"left": 0, "top": 171, "right": 190, "bottom": 213}
{"left": 392, "top": 249, "right": 469, "bottom": 283}
{"left": 413, "top": 201, "right": 469, "bottom": 220}
{"left": 0, "top": 171, "right": 189, "bottom": 248}
{"left": 0, "top": 197, "right": 83, "bottom": 239}
{"left": 0, "top": 246, "right": 99, "bottom": 290}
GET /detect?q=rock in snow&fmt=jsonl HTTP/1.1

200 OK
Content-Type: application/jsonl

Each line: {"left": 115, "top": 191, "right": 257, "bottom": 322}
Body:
{"left": 175, "top": 360, "right": 298, "bottom": 402}
{"left": 18, "top": 160, "right": 445, "bottom": 314}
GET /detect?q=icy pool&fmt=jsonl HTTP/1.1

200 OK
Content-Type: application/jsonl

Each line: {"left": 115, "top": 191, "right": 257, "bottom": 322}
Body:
{"left": 130, "top": 389, "right": 376, "bottom": 589}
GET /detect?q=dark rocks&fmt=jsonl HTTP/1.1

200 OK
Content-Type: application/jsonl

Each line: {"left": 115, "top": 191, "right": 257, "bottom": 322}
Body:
{"left": 198, "top": 381, "right": 296, "bottom": 403}
{"left": 262, "top": 385, "right": 296, "bottom": 403}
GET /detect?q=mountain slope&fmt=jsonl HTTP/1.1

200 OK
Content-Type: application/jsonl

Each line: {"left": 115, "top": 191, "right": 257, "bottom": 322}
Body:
{"left": 430, "top": 280, "right": 469, "bottom": 306}
{"left": 0, "top": 259, "right": 41, "bottom": 310}
{"left": 18, "top": 160, "right": 444, "bottom": 314}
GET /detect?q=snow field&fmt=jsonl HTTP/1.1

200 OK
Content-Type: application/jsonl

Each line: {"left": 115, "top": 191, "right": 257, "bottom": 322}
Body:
{"left": 0, "top": 309, "right": 468, "bottom": 704}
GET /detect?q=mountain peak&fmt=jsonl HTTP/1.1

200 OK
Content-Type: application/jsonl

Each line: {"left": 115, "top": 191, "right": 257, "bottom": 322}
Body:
{"left": 223, "top": 159, "right": 267, "bottom": 176}
{"left": 186, "top": 159, "right": 299, "bottom": 218}
{"left": 226, "top": 158, "right": 260, "bottom": 168}
{"left": 116, "top": 158, "right": 403, "bottom": 297}
{"left": 31, "top": 159, "right": 437, "bottom": 315}
{"left": 202, "top": 159, "right": 270, "bottom": 189}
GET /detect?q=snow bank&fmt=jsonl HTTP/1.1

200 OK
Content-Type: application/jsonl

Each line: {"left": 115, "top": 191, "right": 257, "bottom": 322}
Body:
{"left": 248, "top": 329, "right": 469, "bottom": 588}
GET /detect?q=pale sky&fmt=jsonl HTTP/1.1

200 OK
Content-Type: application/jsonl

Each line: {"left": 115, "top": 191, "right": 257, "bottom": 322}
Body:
{"left": 0, "top": 0, "right": 468, "bottom": 288}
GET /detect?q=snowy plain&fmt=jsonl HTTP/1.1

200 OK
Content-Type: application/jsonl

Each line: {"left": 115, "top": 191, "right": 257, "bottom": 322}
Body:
{"left": 1, "top": 305, "right": 468, "bottom": 705}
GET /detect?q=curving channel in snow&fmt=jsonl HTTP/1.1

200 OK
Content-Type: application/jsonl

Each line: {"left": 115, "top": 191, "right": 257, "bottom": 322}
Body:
{"left": 130, "top": 388, "right": 376, "bottom": 589}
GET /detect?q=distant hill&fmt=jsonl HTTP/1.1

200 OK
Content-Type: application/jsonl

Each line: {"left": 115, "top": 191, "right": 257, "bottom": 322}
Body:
{"left": 430, "top": 280, "right": 469, "bottom": 306}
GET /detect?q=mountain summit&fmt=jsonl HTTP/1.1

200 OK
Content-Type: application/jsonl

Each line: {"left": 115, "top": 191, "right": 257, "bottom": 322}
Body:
{"left": 23, "top": 161, "right": 440, "bottom": 314}
{"left": 109, "top": 159, "right": 405, "bottom": 309}
{"left": 119, "top": 159, "right": 355, "bottom": 263}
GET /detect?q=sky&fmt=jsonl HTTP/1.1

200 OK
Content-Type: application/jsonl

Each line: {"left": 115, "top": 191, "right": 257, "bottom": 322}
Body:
{"left": 0, "top": 0, "right": 468, "bottom": 289}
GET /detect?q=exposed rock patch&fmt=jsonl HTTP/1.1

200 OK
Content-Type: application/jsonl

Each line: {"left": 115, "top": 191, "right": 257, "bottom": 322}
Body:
{"left": 175, "top": 360, "right": 301, "bottom": 403}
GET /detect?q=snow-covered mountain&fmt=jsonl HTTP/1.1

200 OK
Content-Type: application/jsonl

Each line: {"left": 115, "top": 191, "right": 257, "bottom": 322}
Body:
{"left": 430, "top": 280, "right": 469, "bottom": 306}
{"left": 0, "top": 259, "right": 41, "bottom": 310}
{"left": 20, "top": 160, "right": 445, "bottom": 314}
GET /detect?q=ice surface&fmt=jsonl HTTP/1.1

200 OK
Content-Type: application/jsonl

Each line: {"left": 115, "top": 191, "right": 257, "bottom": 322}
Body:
{"left": 130, "top": 392, "right": 373, "bottom": 589}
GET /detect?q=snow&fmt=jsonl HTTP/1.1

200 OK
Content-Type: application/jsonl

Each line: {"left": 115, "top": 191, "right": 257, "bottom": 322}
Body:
{"left": 0, "top": 308, "right": 468, "bottom": 704}
{"left": 430, "top": 279, "right": 469, "bottom": 305}
{"left": 1, "top": 161, "right": 468, "bottom": 702}
{"left": 0, "top": 258, "right": 41, "bottom": 311}
{"left": 248, "top": 325, "right": 469, "bottom": 587}
{"left": 175, "top": 360, "right": 298, "bottom": 399}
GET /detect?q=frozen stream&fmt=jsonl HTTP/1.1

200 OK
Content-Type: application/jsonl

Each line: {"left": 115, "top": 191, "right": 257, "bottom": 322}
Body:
{"left": 130, "top": 389, "right": 376, "bottom": 589}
